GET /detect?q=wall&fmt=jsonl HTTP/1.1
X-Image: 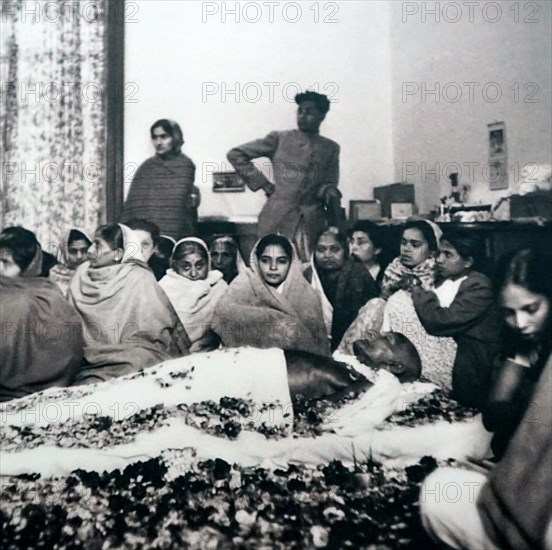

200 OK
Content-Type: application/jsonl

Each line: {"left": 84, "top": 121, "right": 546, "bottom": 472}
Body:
{"left": 390, "top": 0, "right": 552, "bottom": 213}
{"left": 124, "top": 0, "right": 395, "bottom": 219}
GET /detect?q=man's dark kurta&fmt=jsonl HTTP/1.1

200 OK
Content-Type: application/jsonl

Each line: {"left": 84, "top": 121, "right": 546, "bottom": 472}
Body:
{"left": 227, "top": 129, "right": 340, "bottom": 248}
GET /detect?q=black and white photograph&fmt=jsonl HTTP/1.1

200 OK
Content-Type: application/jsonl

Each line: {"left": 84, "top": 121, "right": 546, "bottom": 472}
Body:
{"left": 1, "top": 1, "right": 551, "bottom": 548}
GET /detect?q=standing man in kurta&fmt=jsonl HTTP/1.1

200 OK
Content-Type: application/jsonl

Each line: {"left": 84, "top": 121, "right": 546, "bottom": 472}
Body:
{"left": 227, "top": 91, "right": 341, "bottom": 262}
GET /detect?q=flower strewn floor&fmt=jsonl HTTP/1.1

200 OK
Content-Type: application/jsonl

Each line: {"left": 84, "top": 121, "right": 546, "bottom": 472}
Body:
{"left": 1, "top": 390, "right": 472, "bottom": 548}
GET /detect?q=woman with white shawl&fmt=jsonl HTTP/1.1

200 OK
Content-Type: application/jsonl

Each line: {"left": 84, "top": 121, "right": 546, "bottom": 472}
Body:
{"left": 68, "top": 223, "right": 191, "bottom": 384}
{"left": 159, "top": 237, "right": 228, "bottom": 353}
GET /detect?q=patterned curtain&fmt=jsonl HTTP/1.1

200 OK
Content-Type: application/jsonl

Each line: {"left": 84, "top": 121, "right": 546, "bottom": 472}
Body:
{"left": 1, "top": 0, "right": 106, "bottom": 254}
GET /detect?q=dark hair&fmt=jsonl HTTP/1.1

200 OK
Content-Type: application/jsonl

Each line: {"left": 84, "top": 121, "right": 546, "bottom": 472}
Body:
{"left": 255, "top": 234, "right": 293, "bottom": 261}
{"left": 294, "top": 91, "right": 330, "bottom": 115}
{"left": 402, "top": 220, "right": 438, "bottom": 252}
{"left": 95, "top": 224, "right": 124, "bottom": 251}
{"left": 172, "top": 241, "right": 208, "bottom": 265}
{"left": 68, "top": 229, "right": 92, "bottom": 246}
{"left": 348, "top": 221, "right": 383, "bottom": 251}
{"left": 315, "top": 227, "right": 348, "bottom": 256}
{"left": 439, "top": 229, "right": 486, "bottom": 267}
{"left": 124, "top": 218, "right": 160, "bottom": 246}
{"left": 157, "top": 236, "right": 175, "bottom": 259}
{"left": 494, "top": 248, "right": 552, "bottom": 302}
{"left": 0, "top": 226, "right": 39, "bottom": 272}
{"left": 150, "top": 119, "right": 184, "bottom": 153}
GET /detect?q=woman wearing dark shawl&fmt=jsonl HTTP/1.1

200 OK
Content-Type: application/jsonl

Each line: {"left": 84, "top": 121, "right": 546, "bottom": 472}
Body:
{"left": 303, "top": 227, "right": 378, "bottom": 350}
{"left": 0, "top": 275, "right": 84, "bottom": 401}
{"left": 121, "top": 119, "right": 199, "bottom": 240}
{"left": 212, "top": 234, "right": 330, "bottom": 357}
{"left": 68, "top": 223, "right": 191, "bottom": 384}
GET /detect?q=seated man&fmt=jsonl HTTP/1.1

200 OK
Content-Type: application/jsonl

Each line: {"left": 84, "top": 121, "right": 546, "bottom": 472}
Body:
{"left": 285, "top": 330, "right": 422, "bottom": 402}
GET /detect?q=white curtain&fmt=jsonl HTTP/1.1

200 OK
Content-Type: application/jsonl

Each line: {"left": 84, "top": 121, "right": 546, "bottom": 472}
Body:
{"left": 1, "top": 0, "right": 107, "bottom": 253}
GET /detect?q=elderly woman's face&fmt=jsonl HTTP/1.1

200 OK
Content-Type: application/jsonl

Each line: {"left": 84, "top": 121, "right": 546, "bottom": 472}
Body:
{"left": 315, "top": 234, "right": 345, "bottom": 272}
{"left": 211, "top": 242, "right": 235, "bottom": 274}
{"left": 174, "top": 252, "right": 208, "bottom": 281}
{"left": 151, "top": 126, "right": 174, "bottom": 156}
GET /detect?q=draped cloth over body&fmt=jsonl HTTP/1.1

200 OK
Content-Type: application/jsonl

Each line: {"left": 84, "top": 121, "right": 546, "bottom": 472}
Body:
{"left": 121, "top": 152, "right": 196, "bottom": 240}
{"left": 68, "top": 226, "right": 190, "bottom": 383}
{"left": 212, "top": 238, "right": 331, "bottom": 357}
{"left": 0, "top": 275, "right": 84, "bottom": 401}
{"left": 159, "top": 238, "right": 228, "bottom": 353}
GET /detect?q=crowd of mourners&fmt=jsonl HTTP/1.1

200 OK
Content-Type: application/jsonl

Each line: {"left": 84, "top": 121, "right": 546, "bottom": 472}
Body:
{"left": 1, "top": 90, "right": 550, "bottom": 549}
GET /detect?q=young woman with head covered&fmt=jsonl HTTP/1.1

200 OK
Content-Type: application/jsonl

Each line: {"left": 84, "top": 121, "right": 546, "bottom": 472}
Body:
{"left": 212, "top": 234, "right": 330, "bottom": 357}
{"left": 121, "top": 119, "right": 199, "bottom": 240}
{"left": 49, "top": 228, "right": 92, "bottom": 297}
{"left": 304, "top": 227, "right": 378, "bottom": 350}
{"left": 68, "top": 223, "right": 190, "bottom": 384}
{"left": 159, "top": 237, "right": 227, "bottom": 353}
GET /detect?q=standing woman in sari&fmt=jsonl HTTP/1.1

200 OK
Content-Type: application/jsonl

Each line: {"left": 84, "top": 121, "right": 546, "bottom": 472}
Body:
{"left": 69, "top": 223, "right": 190, "bottom": 384}
{"left": 121, "top": 119, "right": 200, "bottom": 240}
{"left": 212, "top": 234, "right": 330, "bottom": 357}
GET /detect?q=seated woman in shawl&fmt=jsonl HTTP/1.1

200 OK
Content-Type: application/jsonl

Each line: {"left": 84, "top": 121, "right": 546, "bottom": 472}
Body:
{"left": 159, "top": 237, "right": 227, "bottom": 353}
{"left": 49, "top": 228, "right": 92, "bottom": 297}
{"left": 338, "top": 220, "right": 457, "bottom": 389}
{"left": 0, "top": 226, "right": 48, "bottom": 278}
{"left": 68, "top": 223, "right": 190, "bottom": 384}
{"left": 212, "top": 234, "right": 331, "bottom": 357}
{"left": 209, "top": 235, "right": 246, "bottom": 284}
{"left": 121, "top": 119, "right": 200, "bottom": 240}
{"left": 0, "top": 275, "right": 84, "bottom": 401}
{"left": 303, "top": 227, "right": 378, "bottom": 350}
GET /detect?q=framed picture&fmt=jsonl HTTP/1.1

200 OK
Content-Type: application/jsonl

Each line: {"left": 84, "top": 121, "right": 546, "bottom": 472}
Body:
{"left": 212, "top": 171, "right": 246, "bottom": 193}
{"left": 349, "top": 200, "right": 382, "bottom": 221}
{"left": 488, "top": 121, "right": 508, "bottom": 190}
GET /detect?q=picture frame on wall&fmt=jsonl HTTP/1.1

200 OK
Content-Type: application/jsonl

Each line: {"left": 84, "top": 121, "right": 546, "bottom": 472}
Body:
{"left": 488, "top": 121, "right": 509, "bottom": 190}
{"left": 212, "top": 171, "right": 246, "bottom": 193}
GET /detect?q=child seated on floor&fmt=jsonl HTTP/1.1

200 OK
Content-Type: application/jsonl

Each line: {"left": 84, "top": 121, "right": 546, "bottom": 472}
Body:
{"left": 411, "top": 231, "right": 502, "bottom": 408}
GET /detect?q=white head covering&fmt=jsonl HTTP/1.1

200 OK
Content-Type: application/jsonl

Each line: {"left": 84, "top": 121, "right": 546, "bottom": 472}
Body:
{"left": 172, "top": 237, "right": 210, "bottom": 264}
{"left": 118, "top": 223, "right": 145, "bottom": 263}
{"left": 209, "top": 235, "right": 247, "bottom": 274}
